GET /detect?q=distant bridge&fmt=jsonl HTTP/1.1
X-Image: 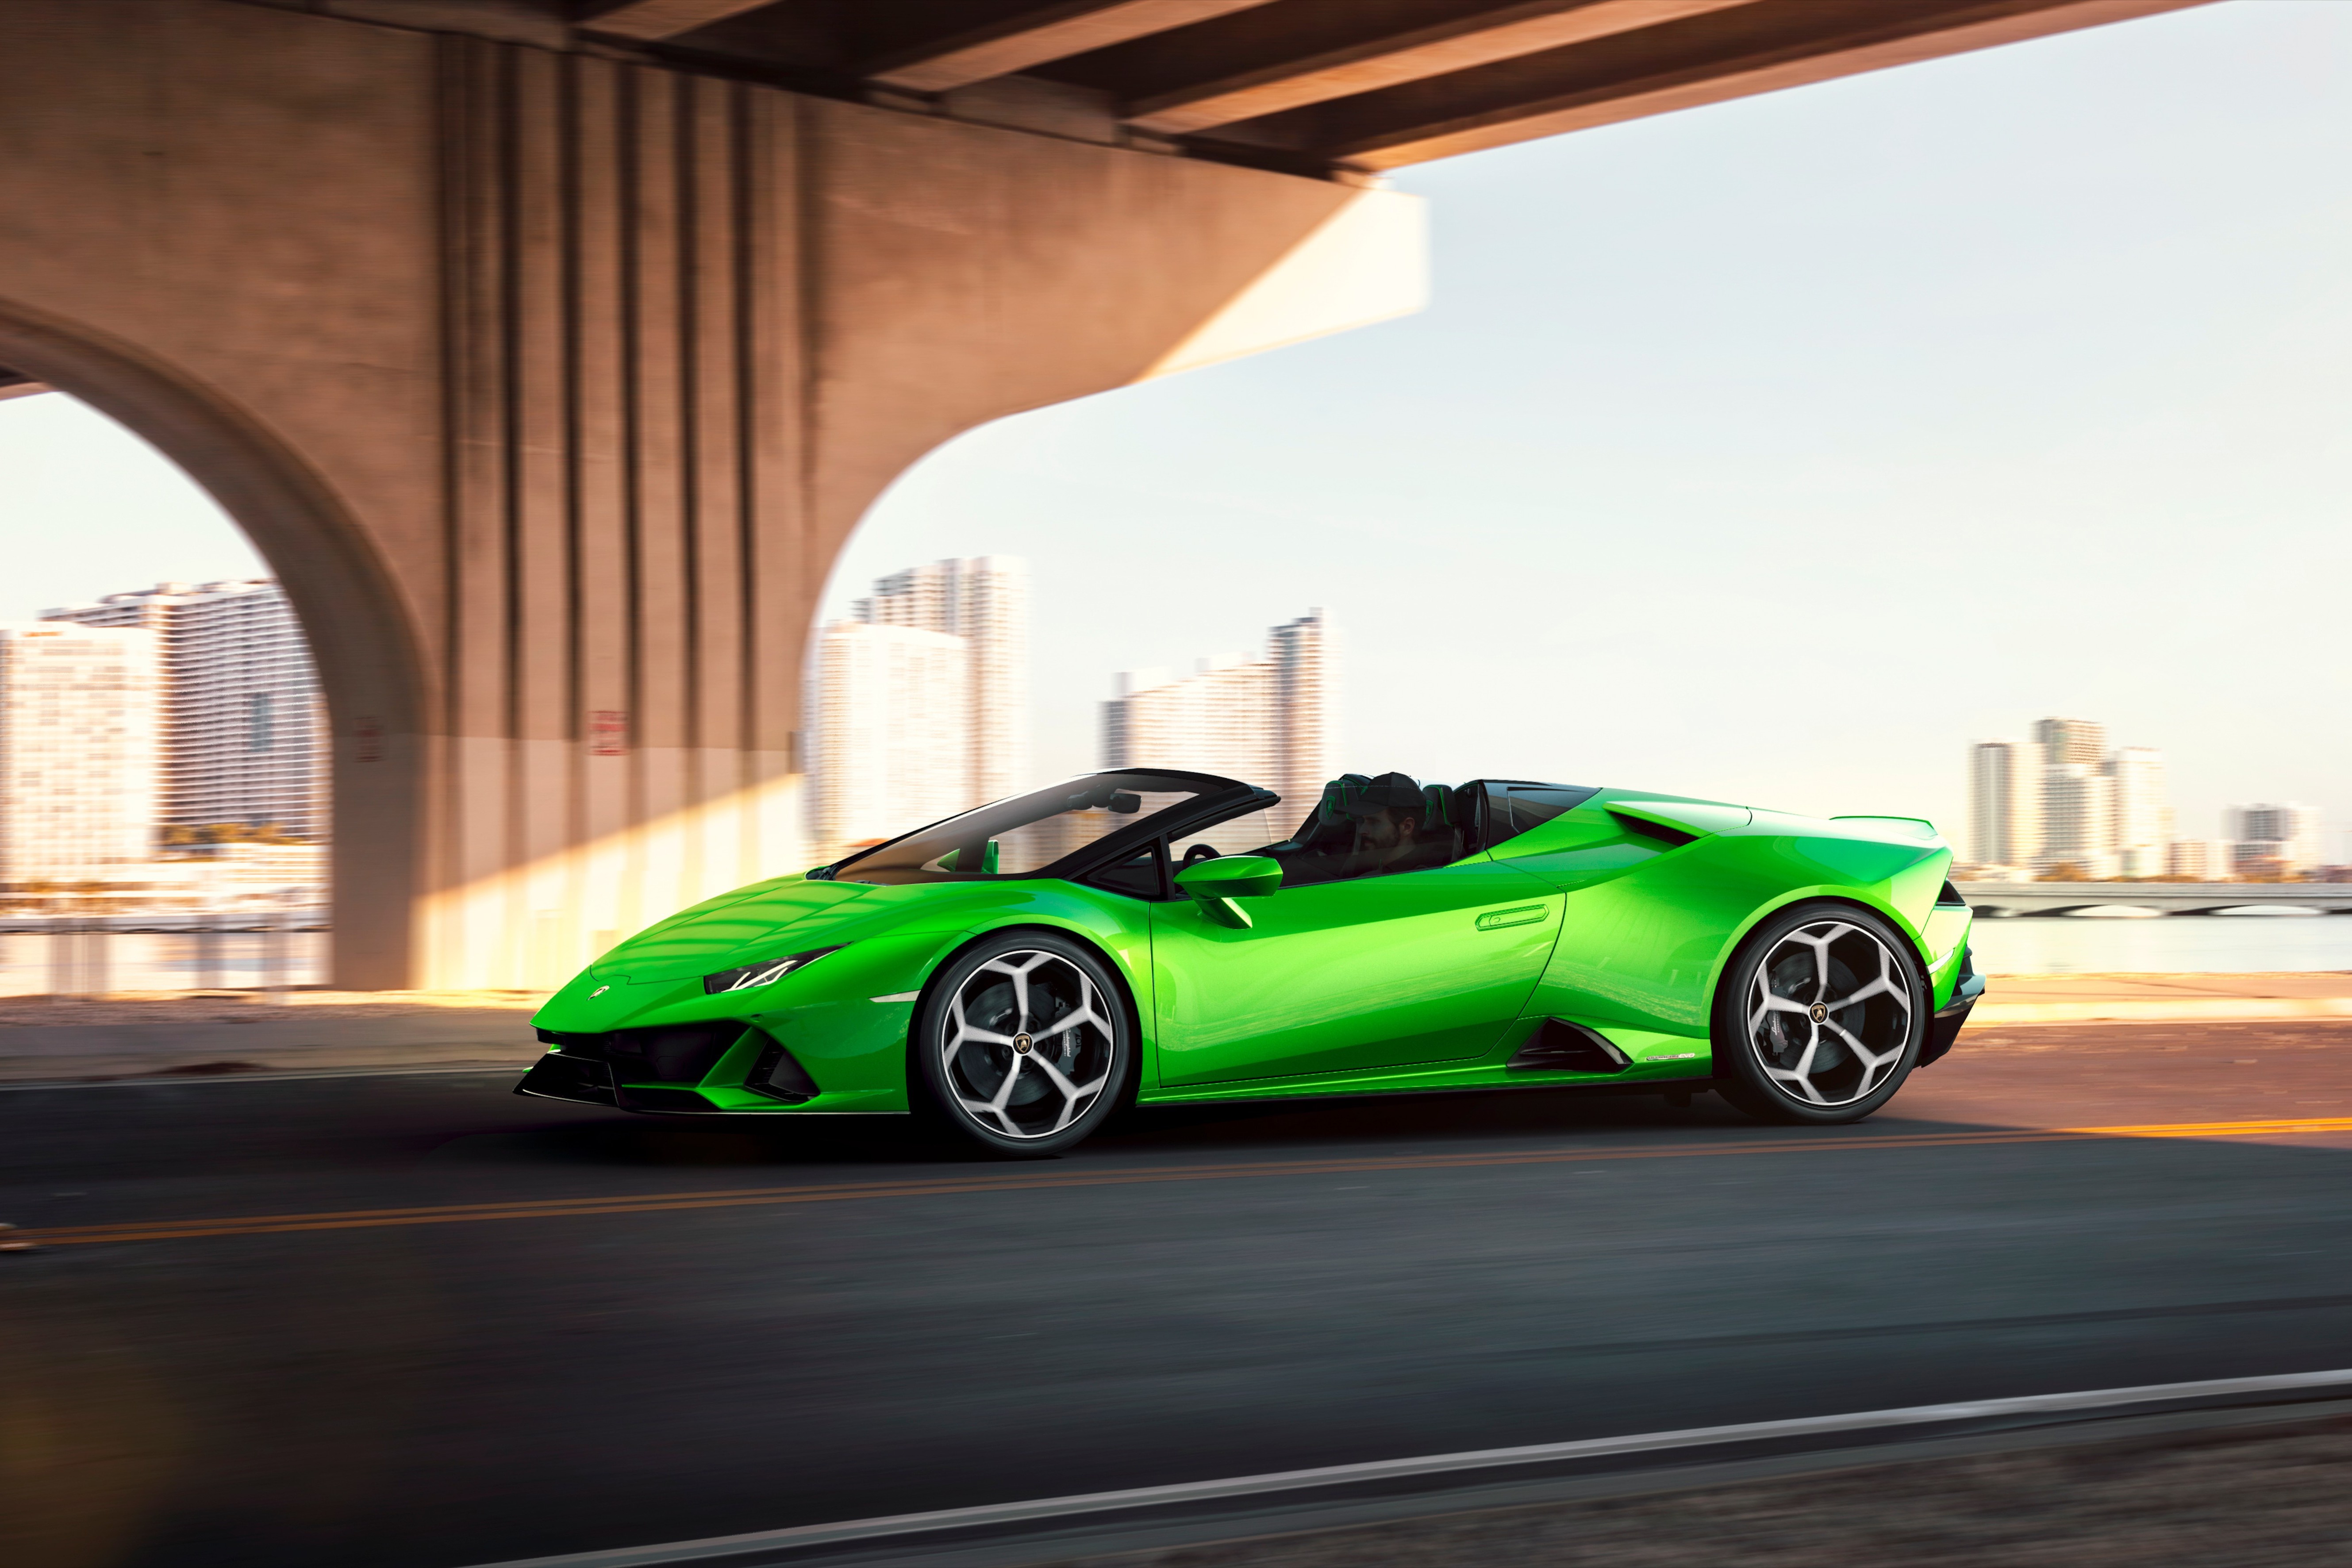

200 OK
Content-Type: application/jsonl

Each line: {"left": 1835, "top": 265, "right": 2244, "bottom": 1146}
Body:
{"left": 1960, "top": 882, "right": 2352, "bottom": 917}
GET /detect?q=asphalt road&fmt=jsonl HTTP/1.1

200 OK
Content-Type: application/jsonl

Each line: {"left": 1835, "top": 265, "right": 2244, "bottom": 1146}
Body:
{"left": 10, "top": 1020, "right": 2352, "bottom": 1568}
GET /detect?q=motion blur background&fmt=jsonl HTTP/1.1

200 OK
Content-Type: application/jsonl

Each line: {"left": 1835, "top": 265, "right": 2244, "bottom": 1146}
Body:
{"left": 5, "top": 0, "right": 2346, "bottom": 842}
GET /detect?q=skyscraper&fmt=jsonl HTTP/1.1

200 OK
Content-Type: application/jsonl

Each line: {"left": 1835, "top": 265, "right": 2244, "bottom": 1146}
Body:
{"left": 854, "top": 556, "right": 1028, "bottom": 806}
{"left": 2031, "top": 716, "right": 2106, "bottom": 767}
{"left": 2165, "top": 839, "right": 2232, "bottom": 881}
{"left": 807, "top": 622, "right": 970, "bottom": 855}
{"left": 2224, "top": 803, "right": 2319, "bottom": 875}
{"left": 2106, "top": 746, "right": 2167, "bottom": 879}
{"left": 1269, "top": 609, "right": 1339, "bottom": 819}
{"left": 1103, "top": 608, "right": 1338, "bottom": 826}
{"left": 0, "top": 623, "right": 161, "bottom": 884}
{"left": 1965, "top": 739, "right": 2042, "bottom": 873}
{"left": 43, "top": 580, "right": 328, "bottom": 840}
{"left": 2040, "top": 763, "right": 2116, "bottom": 878}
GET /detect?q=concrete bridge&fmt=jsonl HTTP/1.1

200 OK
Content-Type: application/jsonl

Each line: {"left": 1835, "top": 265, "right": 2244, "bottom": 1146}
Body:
{"left": 0, "top": 0, "right": 2208, "bottom": 988}
{"left": 1961, "top": 883, "right": 2352, "bottom": 918}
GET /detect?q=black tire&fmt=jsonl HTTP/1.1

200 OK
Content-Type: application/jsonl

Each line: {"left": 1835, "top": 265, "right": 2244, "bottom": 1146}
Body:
{"left": 1712, "top": 901, "right": 1927, "bottom": 1126}
{"left": 911, "top": 930, "right": 1135, "bottom": 1158}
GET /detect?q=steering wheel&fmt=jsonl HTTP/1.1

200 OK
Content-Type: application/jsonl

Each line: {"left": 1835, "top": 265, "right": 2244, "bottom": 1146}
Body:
{"left": 1180, "top": 843, "right": 1222, "bottom": 866}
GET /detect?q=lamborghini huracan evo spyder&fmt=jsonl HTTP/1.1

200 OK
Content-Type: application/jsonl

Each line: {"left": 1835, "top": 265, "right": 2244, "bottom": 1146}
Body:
{"left": 516, "top": 769, "right": 1985, "bottom": 1154}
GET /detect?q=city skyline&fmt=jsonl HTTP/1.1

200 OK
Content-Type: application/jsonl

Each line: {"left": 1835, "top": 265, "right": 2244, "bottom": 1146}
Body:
{"left": 0, "top": 577, "right": 328, "bottom": 911}
{"left": 1102, "top": 607, "right": 1338, "bottom": 826}
{"left": 45, "top": 578, "right": 327, "bottom": 842}
{"left": 1967, "top": 715, "right": 2333, "bottom": 881}
{"left": 809, "top": 556, "right": 1031, "bottom": 861}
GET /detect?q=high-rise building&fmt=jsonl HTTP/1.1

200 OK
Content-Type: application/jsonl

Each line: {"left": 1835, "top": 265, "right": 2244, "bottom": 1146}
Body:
{"left": 2106, "top": 746, "right": 2167, "bottom": 879}
{"left": 1103, "top": 608, "right": 1338, "bottom": 830}
{"left": 2165, "top": 839, "right": 2232, "bottom": 882}
{"left": 807, "top": 622, "right": 970, "bottom": 856}
{"left": 2032, "top": 716, "right": 2106, "bottom": 767}
{"left": 43, "top": 580, "right": 327, "bottom": 840}
{"left": 0, "top": 623, "right": 161, "bottom": 885}
{"left": 1269, "top": 610, "right": 1339, "bottom": 817}
{"left": 1966, "top": 739, "right": 2042, "bottom": 872}
{"left": 2040, "top": 763, "right": 2116, "bottom": 878}
{"left": 854, "top": 556, "right": 1028, "bottom": 806}
{"left": 2224, "top": 802, "right": 2319, "bottom": 875}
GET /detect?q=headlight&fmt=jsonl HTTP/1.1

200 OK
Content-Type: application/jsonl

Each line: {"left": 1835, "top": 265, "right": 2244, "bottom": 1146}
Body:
{"left": 703, "top": 946, "right": 842, "bottom": 995}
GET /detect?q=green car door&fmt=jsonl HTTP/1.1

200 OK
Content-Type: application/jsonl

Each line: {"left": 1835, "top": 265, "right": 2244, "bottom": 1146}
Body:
{"left": 1149, "top": 856, "right": 1564, "bottom": 1087}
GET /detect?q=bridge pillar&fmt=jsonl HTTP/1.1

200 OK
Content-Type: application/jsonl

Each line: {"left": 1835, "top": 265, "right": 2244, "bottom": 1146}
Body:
{"left": 0, "top": 0, "right": 1423, "bottom": 988}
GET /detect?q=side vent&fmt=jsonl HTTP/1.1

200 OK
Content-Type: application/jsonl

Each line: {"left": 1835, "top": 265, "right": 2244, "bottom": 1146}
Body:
{"left": 744, "top": 1031, "right": 821, "bottom": 1103}
{"left": 1507, "top": 1018, "right": 1633, "bottom": 1074}
{"left": 1610, "top": 811, "right": 1697, "bottom": 848}
{"left": 1937, "top": 881, "right": 1968, "bottom": 907}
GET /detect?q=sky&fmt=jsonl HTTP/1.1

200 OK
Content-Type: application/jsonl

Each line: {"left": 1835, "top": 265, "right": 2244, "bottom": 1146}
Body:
{"left": 3, "top": 0, "right": 2348, "bottom": 857}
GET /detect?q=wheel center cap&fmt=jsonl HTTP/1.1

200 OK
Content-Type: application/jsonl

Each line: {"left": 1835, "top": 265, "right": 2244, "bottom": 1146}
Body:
{"left": 1013, "top": 1033, "right": 1033, "bottom": 1054}
{"left": 1808, "top": 1003, "right": 1829, "bottom": 1024}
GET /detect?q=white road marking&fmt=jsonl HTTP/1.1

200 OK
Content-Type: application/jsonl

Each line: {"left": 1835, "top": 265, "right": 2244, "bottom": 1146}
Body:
{"left": 457, "top": 1368, "right": 2352, "bottom": 1568}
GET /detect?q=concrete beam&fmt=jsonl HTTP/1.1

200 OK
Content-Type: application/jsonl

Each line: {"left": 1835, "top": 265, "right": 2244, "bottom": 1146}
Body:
{"left": 1126, "top": 0, "right": 1765, "bottom": 136}
{"left": 865, "top": 0, "right": 1280, "bottom": 94}
{"left": 1276, "top": 0, "right": 2217, "bottom": 169}
{"left": 573, "top": 0, "right": 773, "bottom": 42}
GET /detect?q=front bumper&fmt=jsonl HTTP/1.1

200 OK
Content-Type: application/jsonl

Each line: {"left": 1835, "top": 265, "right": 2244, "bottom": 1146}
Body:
{"left": 1922, "top": 946, "right": 1985, "bottom": 1067}
{"left": 512, "top": 1021, "right": 821, "bottom": 1113}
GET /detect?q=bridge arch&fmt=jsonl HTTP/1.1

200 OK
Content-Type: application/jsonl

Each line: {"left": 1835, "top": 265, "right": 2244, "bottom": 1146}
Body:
{"left": 0, "top": 294, "right": 428, "bottom": 986}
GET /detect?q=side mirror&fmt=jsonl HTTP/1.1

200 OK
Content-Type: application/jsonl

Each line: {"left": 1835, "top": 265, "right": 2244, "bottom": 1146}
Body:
{"left": 1174, "top": 854, "right": 1282, "bottom": 928}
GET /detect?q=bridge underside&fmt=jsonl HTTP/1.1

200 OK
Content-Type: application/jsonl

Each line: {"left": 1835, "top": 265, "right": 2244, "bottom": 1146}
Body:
{"left": 2, "top": 0, "right": 2210, "bottom": 989}
{"left": 562, "top": 0, "right": 2211, "bottom": 171}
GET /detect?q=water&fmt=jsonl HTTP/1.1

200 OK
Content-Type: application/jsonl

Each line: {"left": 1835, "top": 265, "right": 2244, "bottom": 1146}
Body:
{"left": 1968, "top": 912, "right": 2352, "bottom": 975}
{"left": 0, "top": 931, "right": 330, "bottom": 996}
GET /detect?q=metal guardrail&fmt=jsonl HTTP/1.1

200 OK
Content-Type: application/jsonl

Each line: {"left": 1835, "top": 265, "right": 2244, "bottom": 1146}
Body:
{"left": 0, "top": 913, "right": 331, "bottom": 998}
{"left": 1961, "top": 882, "right": 2352, "bottom": 916}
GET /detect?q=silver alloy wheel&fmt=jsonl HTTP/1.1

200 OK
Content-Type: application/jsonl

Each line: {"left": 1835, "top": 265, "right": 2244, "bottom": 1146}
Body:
{"left": 941, "top": 949, "right": 1117, "bottom": 1140}
{"left": 1746, "top": 919, "right": 1913, "bottom": 1107}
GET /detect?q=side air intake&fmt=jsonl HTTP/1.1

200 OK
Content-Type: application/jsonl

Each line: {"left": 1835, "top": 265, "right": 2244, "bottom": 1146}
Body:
{"left": 1507, "top": 1018, "right": 1633, "bottom": 1074}
{"left": 744, "top": 1031, "right": 821, "bottom": 1103}
{"left": 1609, "top": 811, "right": 1697, "bottom": 848}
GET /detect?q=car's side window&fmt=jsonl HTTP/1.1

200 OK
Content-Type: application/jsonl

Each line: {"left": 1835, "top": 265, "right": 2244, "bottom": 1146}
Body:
{"left": 1167, "top": 806, "right": 1287, "bottom": 867}
{"left": 1083, "top": 839, "right": 1169, "bottom": 901}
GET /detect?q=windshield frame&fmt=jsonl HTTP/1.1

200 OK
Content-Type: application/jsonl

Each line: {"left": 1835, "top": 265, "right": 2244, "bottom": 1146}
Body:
{"left": 818, "top": 770, "right": 1274, "bottom": 886}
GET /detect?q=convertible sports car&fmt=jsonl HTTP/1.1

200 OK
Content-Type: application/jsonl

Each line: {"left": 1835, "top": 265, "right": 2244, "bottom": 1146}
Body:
{"left": 518, "top": 769, "right": 1983, "bottom": 1153}
{"left": 519, "top": 771, "right": 1985, "bottom": 1152}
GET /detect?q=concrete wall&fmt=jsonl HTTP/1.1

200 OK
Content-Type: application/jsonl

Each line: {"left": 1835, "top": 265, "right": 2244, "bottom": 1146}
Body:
{"left": 0, "top": 0, "right": 1424, "bottom": 987}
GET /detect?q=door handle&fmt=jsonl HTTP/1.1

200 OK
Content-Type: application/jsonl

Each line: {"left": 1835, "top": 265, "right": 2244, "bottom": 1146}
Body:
{"left": 1476, "top": 905, "right": 1549, "bottom": 931}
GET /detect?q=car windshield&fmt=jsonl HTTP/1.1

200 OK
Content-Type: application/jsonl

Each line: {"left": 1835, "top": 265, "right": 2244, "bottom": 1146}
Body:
{"left": 823, "top": 771, "right": 1246, "bottom": 885}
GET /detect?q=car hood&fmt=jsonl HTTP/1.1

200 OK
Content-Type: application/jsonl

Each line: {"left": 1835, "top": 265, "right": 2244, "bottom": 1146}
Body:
{"left": 590, "top": 876, "right": 877, "bottom": 983}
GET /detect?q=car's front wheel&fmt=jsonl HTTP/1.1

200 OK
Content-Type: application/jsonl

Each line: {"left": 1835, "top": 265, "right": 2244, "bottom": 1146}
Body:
{"left": 911, "top": 932, "right": 1134, "bottom": 1157}
{"left": 1713, "top": 903, "right": 1926, "bottom": 1125}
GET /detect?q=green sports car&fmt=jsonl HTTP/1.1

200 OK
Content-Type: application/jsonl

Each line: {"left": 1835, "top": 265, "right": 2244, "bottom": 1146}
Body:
{"left": 516, "top": 769, "right": 1983, "bottom": 1153}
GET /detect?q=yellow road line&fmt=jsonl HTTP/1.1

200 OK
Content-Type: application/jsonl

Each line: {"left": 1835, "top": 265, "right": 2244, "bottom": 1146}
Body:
{"left": 20, "top": 1118, "right": 2350, "bottom": 1249}
{"left": 2056, "top": 1117, "right": 2352, "bottom": 1138}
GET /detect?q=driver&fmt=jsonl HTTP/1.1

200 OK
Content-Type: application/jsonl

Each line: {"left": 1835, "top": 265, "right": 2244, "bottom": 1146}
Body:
{"left": 1330, "top": 771, "right": 1431, "bottom": 879}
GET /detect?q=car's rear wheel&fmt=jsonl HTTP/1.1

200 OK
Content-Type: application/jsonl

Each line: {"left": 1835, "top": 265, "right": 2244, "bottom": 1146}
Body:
{"left": 912, "top": 932, "right": 1133, "bottom": 1157}
{"left": 1713, "top": 903, "right": 1925, "bottom": 1125}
